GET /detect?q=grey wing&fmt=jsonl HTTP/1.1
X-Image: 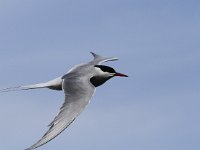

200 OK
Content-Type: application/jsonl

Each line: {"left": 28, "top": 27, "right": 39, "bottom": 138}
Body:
{"left": 90, "top": 52, "right": 118, "bottom": 65}
{"left": 25, "top": 77, "right": 95, "bottom": 150}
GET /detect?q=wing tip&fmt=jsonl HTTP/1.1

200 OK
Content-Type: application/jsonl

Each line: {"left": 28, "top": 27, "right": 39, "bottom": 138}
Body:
{"left": 25, "top": 139, "right": 47, "bottom": 150}
{"left": 90, "top": 52, "right": 102, "bottom": 59}
{"left": 25, "top": 146, "right": 35, "bottom": 150}
{"left": 90, "top": 52, "right": 119, "bottom": 63}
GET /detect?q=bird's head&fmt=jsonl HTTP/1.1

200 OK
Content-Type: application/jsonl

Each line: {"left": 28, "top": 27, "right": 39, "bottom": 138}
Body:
{"left": 90, "top": 65, "right": 128, "bottom": 87}
{"left": 94, "top": 65, "right": 128, "bottom": 78}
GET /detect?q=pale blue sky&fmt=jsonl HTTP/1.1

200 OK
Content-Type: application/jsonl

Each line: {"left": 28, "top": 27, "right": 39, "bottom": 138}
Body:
{"left": 0, "top": 0, "right": 200, "bottom": 150}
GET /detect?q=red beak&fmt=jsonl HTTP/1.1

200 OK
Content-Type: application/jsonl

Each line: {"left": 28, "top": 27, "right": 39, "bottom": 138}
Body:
{"left": 114, "top": 72, "right": 128, "bottom": 77}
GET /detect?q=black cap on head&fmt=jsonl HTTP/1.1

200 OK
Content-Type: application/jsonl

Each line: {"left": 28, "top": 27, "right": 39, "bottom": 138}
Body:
{"left": 94, "top": 65, "right": 128, "bottom": 77}
{"left": 95, "top": 65, "right": 116, "bottom": 73}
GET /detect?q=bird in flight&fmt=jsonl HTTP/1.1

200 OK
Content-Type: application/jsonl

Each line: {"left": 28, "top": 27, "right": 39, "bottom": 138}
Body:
{"left": 1, "top": 52, "right": 128, "bottom": 150}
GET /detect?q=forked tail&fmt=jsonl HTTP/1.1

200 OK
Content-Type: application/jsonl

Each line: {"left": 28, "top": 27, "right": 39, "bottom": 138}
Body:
{"left": 0, "top": 77, "right": 63, "bottom": 93}
{"left": 0, "top": 83, "right": 49, "bottom": 93}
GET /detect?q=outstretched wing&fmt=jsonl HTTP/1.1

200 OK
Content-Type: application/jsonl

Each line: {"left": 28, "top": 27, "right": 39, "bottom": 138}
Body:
{"left": 26, "top": 76, "right": 95, "bottom": 150}
{"left": 90, "top": 52, "right": 118, "bottom": 65}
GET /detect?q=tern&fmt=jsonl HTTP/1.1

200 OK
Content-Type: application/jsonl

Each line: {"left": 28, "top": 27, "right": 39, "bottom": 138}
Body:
{"left": 1, "top": 52, "right": 128, "bottom": 150}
